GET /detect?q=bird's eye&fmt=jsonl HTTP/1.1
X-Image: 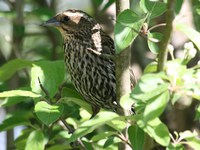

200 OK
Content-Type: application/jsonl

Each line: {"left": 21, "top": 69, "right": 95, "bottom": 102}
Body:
{"left": 62, "top": 16, "right": 70, "bottom": 22}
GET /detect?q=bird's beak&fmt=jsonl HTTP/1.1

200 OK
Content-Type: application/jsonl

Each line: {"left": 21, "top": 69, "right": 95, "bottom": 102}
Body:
{"left": 41, "top": 17, "right": 61, "bottom": 27}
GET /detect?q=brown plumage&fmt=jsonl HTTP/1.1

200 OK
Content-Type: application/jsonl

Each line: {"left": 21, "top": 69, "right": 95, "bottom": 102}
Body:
{"left": 43, "top": 9, "right": 133, "bottom": 117}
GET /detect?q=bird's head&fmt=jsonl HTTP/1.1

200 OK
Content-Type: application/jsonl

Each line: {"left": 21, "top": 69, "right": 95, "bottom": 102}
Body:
{"left": 43, "top": 9, "right": 99, "bottom": 34}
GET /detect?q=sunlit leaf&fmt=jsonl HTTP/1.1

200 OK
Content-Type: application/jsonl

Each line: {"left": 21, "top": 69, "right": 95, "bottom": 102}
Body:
{"left": 131, "top": 73, "right": 165, "bottom": 95}
{"left": 114, "top": 9, "right": 146, "bottom": 53}
{"left": 106, "top": 119, "right": 126, "bottom": 132}
{"left": 91, "top": 131, "right": 116, "bottom": 142}
{"left": 179, "top": 130, "right": 198, "bottom": 140}
{"left": 0, "top": 87, "right": 34, "bottom": 107}
{"left": 186, "top": 137, "right": 200, "bottom": 150}
{"left": 144, "top": 91, "right": 169, "bottom": 122}
{"left": 132, "top": 84, "right": 169, "bottom": 102}
{"left": 0, "top": 90, "right": 41, "bottom": 98}
{"left": 137, "top": 116, "right": 170, "bottom": 146}
{"left": 31, "top": 60, "right": 65, "bottom": 98}
{"left": 35, "top": 101, "right": 64, "bottom": 126}
{"left": 140, "top": 0, "right": 167, "bottom": 19}
{"left": 25, "top": 130, "right": 46, "bottom": 150}
{"left": 144, "top": 62, "right": 157, "bottom": 74}
{"left": 166, "top": 143, "right": 184, "bottom": 150}
{"left": 179, "top": 130, "right": 200, "bottom": 150}
{"left": 176, "top": 23, "right": 200, "bottom": 51}
{"left": 66, "top": 111, "right": 119, "bottom": 144}
{"left": 15, "top": 129, "right": 32, "bottom": 150}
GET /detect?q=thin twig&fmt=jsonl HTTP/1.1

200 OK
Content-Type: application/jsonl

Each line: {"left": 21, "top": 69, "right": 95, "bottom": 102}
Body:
{"left": 60, "top": 117, "right": 86, "bottom": 149}
{"left": 54, "top": 82, "right": 66, "bottom": 102}
{"left": 38, "top": 77, "right": 50, "bottom": 101}
{"left": 148, "top": 23, "right": 166, "bottom": 32}
{"left": 116, "top": 132, "right": 133, "bottom": 149}
{"left": 60, "top": 117, "right": 75, "bottom": 134}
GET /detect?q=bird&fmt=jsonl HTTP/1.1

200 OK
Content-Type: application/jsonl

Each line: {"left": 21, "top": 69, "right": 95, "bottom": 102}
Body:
{"left": 43, "top": 9, "right": 134, "bottom": 118}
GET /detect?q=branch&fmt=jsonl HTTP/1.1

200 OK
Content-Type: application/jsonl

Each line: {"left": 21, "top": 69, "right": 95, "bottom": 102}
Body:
{"left": 115, "top": 0, "right": 131, "bottom": 115}
{"left": 115, "top": 1, "right": 132, "bottom": 150}
{"left": 157, "top": 0, "right": 175, "bottom": 71}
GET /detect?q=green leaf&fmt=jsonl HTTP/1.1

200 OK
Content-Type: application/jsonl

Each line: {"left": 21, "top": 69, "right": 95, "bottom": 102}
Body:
{"left": 119, "top": 93, "right": 134, "bottom": 113}
{"left": 0, "top": 111, "right": 31, "bottom": 131}
{"left": 82, "top": 139, "right": 94, "bottom": 150}
{"left": 61, "top": 87, "right": 92, "bottom": 115}
{"left": 94, "top": 0, "right": 103, "bottom": 6}
{"left": 15, "top": 129, "right": 32, "bottom": 150}
{"left": 128, "top": 125, "right": 145, "bottom": 150}
{"left": 147, "top": 32, "right": 162, "bottom": 54}
{"left": 35, "top": 101, "right": 64, "bottom": 126}
{"left": 140, "top": 0, "right": 167, "bottom": 19}
{"left": 144, "top": 91, "right": 169, "bottom": 122}
{"left": 25, "top": 130, "right": 46, "bottom": 150}
{"left": 179, "top": 130, "right": 200, "bottom": 150}
{"left": 176, "top": 23, "right": 200, "bottom": 51}
{"left": 131, "top": 73, "right": 165, "bottom": 95}
{"left": 132, "top": 84, "right": 169, "bottom": 102}
{"left": 114, "top": 9, "right": 146, "bottom": 53}
{"left": 0, "top": 90, "right": 41, "bottom": 98}
{"left": 143, "top": 62, "right": 157, "bottom": 73}
{"left": 195, "top": 105, "right": 200, "bottom": 120}
{"left": 175, "top": 0, "right": 183, "bottom": 14}
{"left": 61, "top": 87, "right": 83, "bottom": 100}
{"left": 186, "top": 137, "right": 200, "bottom": 150}
{"left": 101, "top": 0, "right": 115, "bottom": 12}
{"left": 66, "top": 111, "right": 119, "bottom": 144}
{"left": 91, "top": 131, "right": 116, "bottom": 142}
{"left": 103, "top": 136, "right": 120, "bottom": 148}
{"left": 137, "top": 117, "right": 170, "bottom": 146}
{"left": 171, "top": 93, "right": 182, "bottom": 105}
{"left": 31, "top": 8, "right": 55, "bottom": 21}
{"left": 106, "top": 118, "right": 127, "bottom": 132}
{"left": 0, "top": 97, "right": 28, "bottom": 107}
{"left": 166, "top": 143, "right": 184, "bottom": 150}
{"left": 46, "top": 145, "right": 71, "bottom": 150}
{"left": 179, "top": 130, "right": 198, "bottom": 140}
{"left": 62, "top": 97, "right": 92, "bottom": 115}
{"left": 31, "top": 60, "right": 65, "bottom": 98}
{"left": 0, "top": 59, "right": 32, "bottom": 82}
{"left": 0, "top": 87, "right": 34, "bottom": 107}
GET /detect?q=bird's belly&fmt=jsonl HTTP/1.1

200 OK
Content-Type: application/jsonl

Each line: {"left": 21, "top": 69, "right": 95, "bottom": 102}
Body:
{"left": 66, "top": 55, "right": 116, "bottom": 109}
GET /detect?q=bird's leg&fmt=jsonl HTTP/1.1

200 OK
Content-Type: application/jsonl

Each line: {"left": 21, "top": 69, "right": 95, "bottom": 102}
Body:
{"left": 90, "top": 105, "right": 100, "bottom": 119}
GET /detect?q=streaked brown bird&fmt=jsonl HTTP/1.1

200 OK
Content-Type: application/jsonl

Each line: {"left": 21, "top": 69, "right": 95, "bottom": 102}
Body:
{"left": 43, "top": 9, "right": 133, "bottom": 117}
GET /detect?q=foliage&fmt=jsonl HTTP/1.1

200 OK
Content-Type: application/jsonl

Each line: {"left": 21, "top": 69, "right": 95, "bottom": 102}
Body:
{"left": 0, "top": 0, "right": 200, "bottom": 150}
